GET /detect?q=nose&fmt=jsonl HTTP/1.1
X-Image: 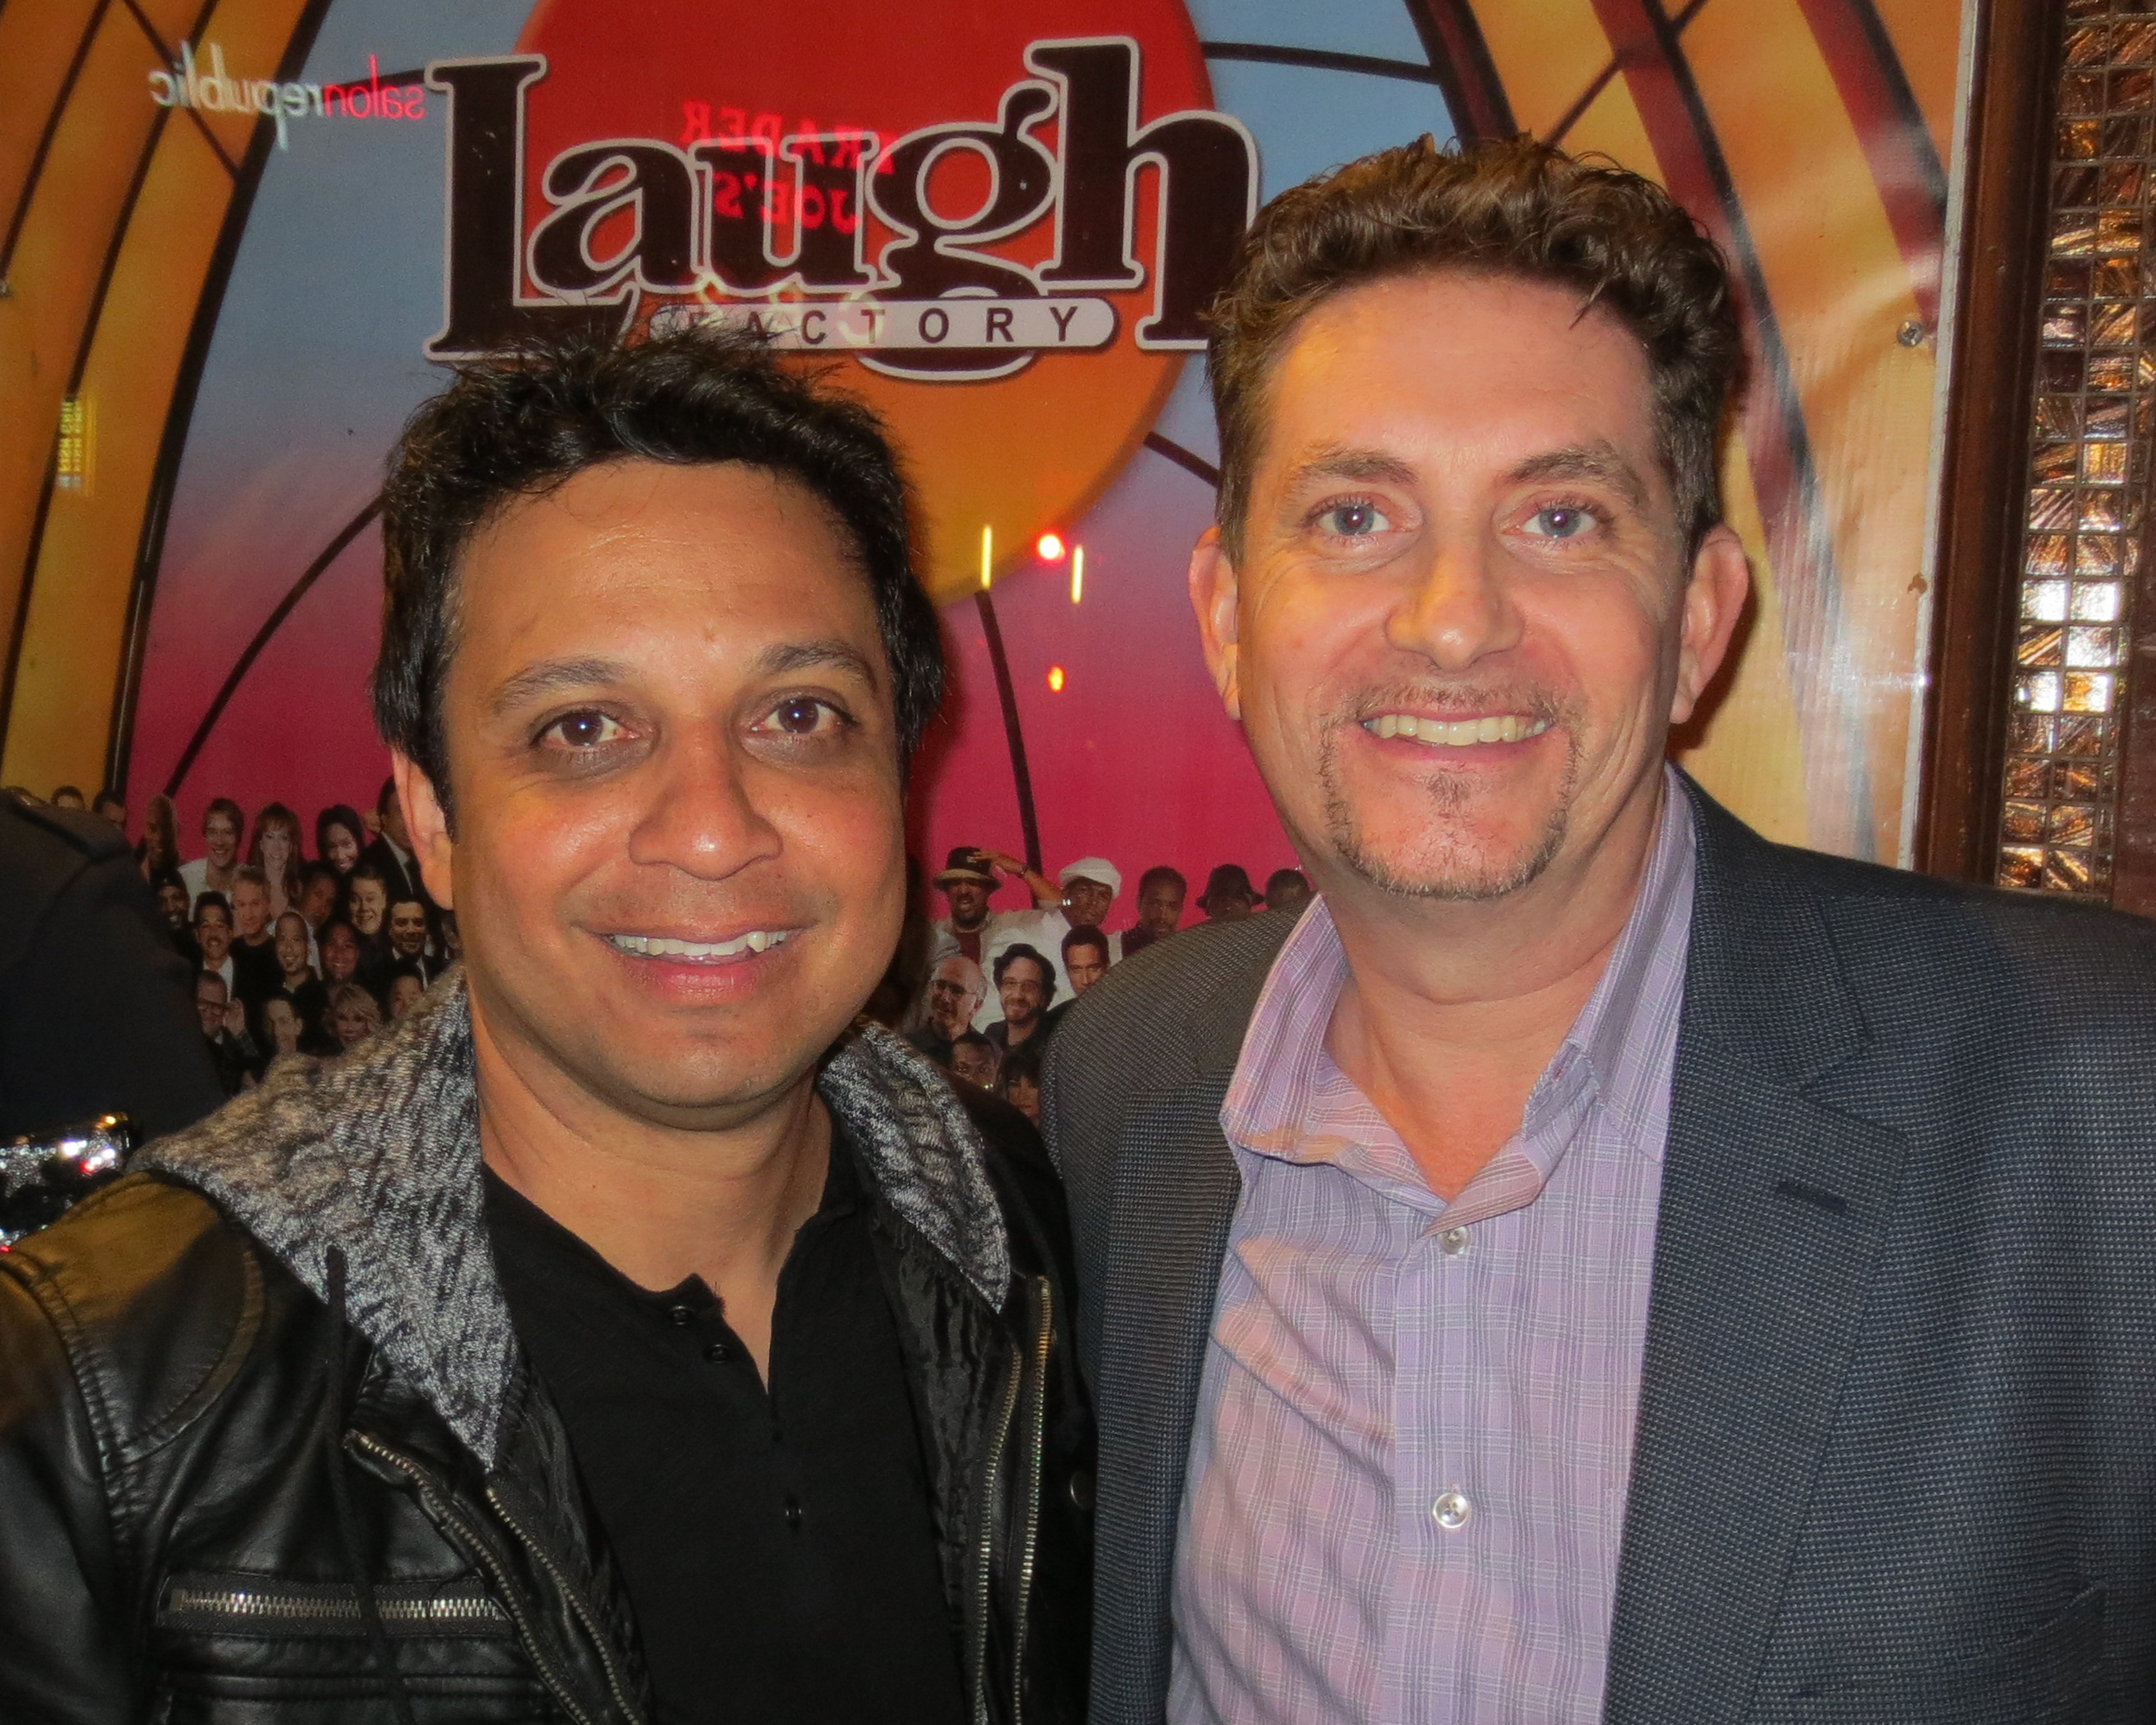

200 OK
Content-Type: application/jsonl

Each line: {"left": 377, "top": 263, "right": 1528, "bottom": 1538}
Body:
{"left": 1385, "top": 529, "right": 1523, "bottom": 673}
{"left": 624, "top": 729, "right": 784, "bottom": 882}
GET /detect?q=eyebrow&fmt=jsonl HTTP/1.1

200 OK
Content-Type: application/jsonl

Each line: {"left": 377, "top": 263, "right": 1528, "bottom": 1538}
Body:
{"left": 486, "top": 657, "right": 631, "bottom": 717}
{"left": 486, "top": 640, "right": 881, "bottom": 718}
{"left": 754, "top": 638, "right": 881, "bottom": 686}
{"left": 1283, "top": 445, "right": 1421, "bottom": 492}
{"left": 1508, "top": 441, "right": 1649, "bottom": 510}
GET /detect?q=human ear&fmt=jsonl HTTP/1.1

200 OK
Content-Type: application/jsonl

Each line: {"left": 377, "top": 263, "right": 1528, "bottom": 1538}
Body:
{"left": 1188, "top": 526, "right": 1244, "bottom": 721}
{"left": 391, "top": 753, "right": 456, "bottom": 912}
{"left": 1669, "top": 524, "right": 1752, "bottom": 727}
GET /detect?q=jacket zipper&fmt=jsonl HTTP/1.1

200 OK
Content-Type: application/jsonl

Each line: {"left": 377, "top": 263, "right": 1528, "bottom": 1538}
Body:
{"left": 347, "top": 1431, "right": 603, "bottom": 1725}
{"left": 485, "top": 1483, "right": 646, "bottom": 1725}
{"left": 971, "top": 1334, "right": 1024, "bottom": 1725}
{"left": 1008, "top": 1275, "right": 1054, "bottom": 1725}
{"left": 163, "top": 1586, "right": 505, "bottom": 1628}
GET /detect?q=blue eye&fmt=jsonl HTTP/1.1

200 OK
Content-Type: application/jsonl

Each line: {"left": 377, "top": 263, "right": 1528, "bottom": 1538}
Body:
{"left": 1526, "top": 506, "right": 1597, "bottom": 540}
{"left": 1318, "top": 501, "right": 1388, "bottom": 537}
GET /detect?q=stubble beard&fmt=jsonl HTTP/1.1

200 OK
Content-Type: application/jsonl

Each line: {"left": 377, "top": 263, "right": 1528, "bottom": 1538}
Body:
{"left": 1314, "top": 689, "right": 1583, "bottom": 903}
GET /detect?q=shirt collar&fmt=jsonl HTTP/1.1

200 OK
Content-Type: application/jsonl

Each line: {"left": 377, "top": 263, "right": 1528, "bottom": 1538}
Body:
{"left": 1221, "top": 767, "right": 1696, "bottom": 1170}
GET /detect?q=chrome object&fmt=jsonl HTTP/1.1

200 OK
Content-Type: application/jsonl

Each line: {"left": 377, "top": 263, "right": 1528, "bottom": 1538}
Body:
{"left": 0, "top": 1112, "right": 132, "bottom": 1246}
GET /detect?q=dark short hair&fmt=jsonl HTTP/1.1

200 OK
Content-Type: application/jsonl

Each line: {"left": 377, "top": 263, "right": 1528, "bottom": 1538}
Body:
{"left": 317, "top": 803, "right": 365, "bottom": 855}
{"left": 150, "top": 867, "right": 186, "bottom": 897}
{"left": 1207, "top": 134, "right": 1742, "bottom": 558}
{"left": 203, "top": 797, "right": 243, "bottom": 832}
{"left": 1138, "top": 865, "right": 1186, "bottom": 896}
{"left": 1061, "top": 924, "right": 1109, "bottom": 964}
{"left": 951, "top": 1029, "right": 995, "bottom": 1058}
{"left": 376, "top": 777, "right": 399, "bottom": 819}
{"left": 375, "top": 326, "right": 942, "bottom": 817}
{"left": 300, "top": 859, "right": 340, "bottom": 891}
{"left": 992, "top": 942, "right": 1058, "bottom": 1002}
{"left": 1265, "top": 867, "right": 1309, "bottom": 898}
{"left": 998, "top": 1036, "right": 1044, "bottom": 1089}
{"left": 192, "top": 892, "right": 232, "bottom": 924}
{"left": 350, "top": 862, "right": 389, "bottom": 892}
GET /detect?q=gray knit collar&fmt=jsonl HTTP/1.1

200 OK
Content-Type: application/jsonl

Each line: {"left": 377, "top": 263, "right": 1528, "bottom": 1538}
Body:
{"left": 139, "top": 971, "right": 1010, "bottom": 1467}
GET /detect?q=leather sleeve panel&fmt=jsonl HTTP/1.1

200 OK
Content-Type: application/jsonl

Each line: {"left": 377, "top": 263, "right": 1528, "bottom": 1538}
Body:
{"left": 0, "top": 1233, "right": 144, "bottom": 1720}
{"left": 5, "top": 1174, "right": 265, "bottom": 1466}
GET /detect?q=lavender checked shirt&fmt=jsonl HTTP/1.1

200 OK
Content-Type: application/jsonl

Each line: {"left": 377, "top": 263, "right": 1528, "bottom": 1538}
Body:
{"left": 1168, "top": 776, "right": 1697, "bottom": 1725}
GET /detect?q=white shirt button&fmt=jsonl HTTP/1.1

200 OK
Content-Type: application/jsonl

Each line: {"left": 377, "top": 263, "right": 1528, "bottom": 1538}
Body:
{"left": 1438, "top": 1226, "right": 1470, "bottom": 1257}
{"left": 1432, "top": 1490, "right": 1473, "bottom": 1530}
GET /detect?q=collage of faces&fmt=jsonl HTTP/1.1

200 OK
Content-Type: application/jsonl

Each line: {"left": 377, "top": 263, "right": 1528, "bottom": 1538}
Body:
{"left": 18, "top": 777, "right": 457, "bottom": 1096}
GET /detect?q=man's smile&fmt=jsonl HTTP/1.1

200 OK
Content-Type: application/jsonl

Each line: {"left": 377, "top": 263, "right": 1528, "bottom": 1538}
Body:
{"left": 1361, "top": 712, "right": 1552, "bottom": 747}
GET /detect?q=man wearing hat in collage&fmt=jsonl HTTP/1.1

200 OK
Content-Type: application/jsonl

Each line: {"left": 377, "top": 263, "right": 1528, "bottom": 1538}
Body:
{"left": 925, "top": 847, "right": 1127, "bottom": 1032}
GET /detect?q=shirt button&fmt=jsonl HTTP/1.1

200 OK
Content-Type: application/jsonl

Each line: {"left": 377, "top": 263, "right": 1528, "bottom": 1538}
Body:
{"left": 1439, "top": 1226, "right": 1470, "bottom": 1257}
{"left": 1432, "top": 1490, "right": 1474, "bottom": 1530}
{"left": 667, "top": 1305, "right": 694, "bottom": 1326}
{"left": 703, "top": 1340, "right": 732, "bottom": 1363}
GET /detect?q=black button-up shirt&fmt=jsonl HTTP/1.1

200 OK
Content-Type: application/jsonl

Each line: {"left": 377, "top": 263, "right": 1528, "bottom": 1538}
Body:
{"left": 485, "top": 1130, "right": 968, "bottom": 1725}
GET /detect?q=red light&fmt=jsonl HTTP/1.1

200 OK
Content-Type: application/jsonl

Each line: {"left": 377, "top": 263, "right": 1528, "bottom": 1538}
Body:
{"left": 1047, "top": 666, "right": 1066, "bottom": 692}
{"left": 1035, "top": 533, "right": 1066, "bottom": 562}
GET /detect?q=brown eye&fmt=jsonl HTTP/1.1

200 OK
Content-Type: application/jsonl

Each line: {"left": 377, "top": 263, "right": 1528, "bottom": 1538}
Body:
{"left": 543, "top": 710, "right": 625, "bottom": 749}
{"left": 770, "top": 698, "right": 833, "bottom": 735}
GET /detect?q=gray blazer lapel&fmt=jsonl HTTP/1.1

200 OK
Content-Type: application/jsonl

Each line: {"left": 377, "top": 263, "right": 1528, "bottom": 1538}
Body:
{"left": 1089, "top": 1077, "right": 1240, "bottom": 1725}
{"left": 1605, "top": 788, "right": 1911, "bottom": 1724}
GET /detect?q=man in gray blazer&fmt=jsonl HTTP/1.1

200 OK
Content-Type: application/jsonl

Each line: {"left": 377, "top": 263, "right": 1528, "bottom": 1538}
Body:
{"left": 1045, "top": 133, "right": 2156, "bottom": 1724}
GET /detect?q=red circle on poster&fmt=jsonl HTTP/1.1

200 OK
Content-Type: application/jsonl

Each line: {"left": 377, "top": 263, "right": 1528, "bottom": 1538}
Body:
{"left": 516, "top": 0, "right": 1214, "bottom": 602}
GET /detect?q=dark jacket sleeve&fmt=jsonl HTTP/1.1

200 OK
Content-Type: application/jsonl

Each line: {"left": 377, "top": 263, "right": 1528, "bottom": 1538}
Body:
{"left": 0, "top": 821, "right": 223, "bottom": 1141}
{"left": 0, "top": 1265, "right": 141, "bottom": 1722}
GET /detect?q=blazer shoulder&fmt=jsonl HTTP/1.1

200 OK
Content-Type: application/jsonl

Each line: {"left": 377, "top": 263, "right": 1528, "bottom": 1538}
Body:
{"left": 1052, "top": 913, "right": 1294, "bottom": 1085}
{"left": 1, "top": 1172, "right": 268, "bottom": 1459}
{"left": 1766, "top": 832, "right": 2156, "bottom": 979}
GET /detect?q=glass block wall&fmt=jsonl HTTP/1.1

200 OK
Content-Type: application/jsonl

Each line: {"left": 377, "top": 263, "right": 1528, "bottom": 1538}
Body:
{"left": 1998, "top": 7, "right": 2156, "bottom": 894}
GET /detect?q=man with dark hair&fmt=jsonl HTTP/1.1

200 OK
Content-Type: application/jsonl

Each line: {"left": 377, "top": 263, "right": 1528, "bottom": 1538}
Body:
{"left": 1059, "top": 927, "right": 1110, "bottom": 998}
{"left": 91, "top": 789, "right": 126, "bottom": 829}
{"left": 1262, "top": 867, "right": 1311, "bottom": 917}
{"left": 1040, "top": 927, "right": 1110, "bottom": 1046}
{"left": 176, "top": 796, "right": 242, "bottom": 905}
{"left": 270, "top": 908, "right": 328, "bottom": 1046}
{"left": 1121, "top": 865, "right": 1187, "bottom": 957}
{"left": 361, "top": 774, "right": 430, "bottom": 912}
{"left": 296, "top": 859, "right": 341, "bottom": 933}
{"left": 986, "top": 943, "right": 1056, "bottom": 1056}
{"left": 386, "top": 895, "right": 440, "bottom": 985}
{"left": 1048, "top": 135, "right": 2156, "bottom": 1721}
{"left": 1196, "top": 864, "right": 1257, "bottom": 923}
{"left": 189, "top": 891, "right": 236, "bottom": 997}
{"left": 0, "top": 329, "right": 1089, "bottom": 1723}
{"left": 948, "top": 1030, "right": 1000, "bottom": 1093}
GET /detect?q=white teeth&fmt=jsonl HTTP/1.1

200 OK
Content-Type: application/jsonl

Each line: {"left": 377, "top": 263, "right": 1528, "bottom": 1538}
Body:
{"left": 1363, "top": 714, "right": 1551, "bottom": 747}
{"left": 606, "top": 929, "right": 792, "bottom": 960}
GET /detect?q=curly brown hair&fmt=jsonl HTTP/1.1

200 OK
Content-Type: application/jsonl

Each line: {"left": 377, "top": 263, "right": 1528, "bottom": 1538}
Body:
{"left": 1207, "top": 134, "right": 1744, "bottom": 558}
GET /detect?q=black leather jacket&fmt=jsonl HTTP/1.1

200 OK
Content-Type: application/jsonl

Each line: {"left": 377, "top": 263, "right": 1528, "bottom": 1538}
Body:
{"left": 0, "top": 982, "right": 1090, "bottom": 1724}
